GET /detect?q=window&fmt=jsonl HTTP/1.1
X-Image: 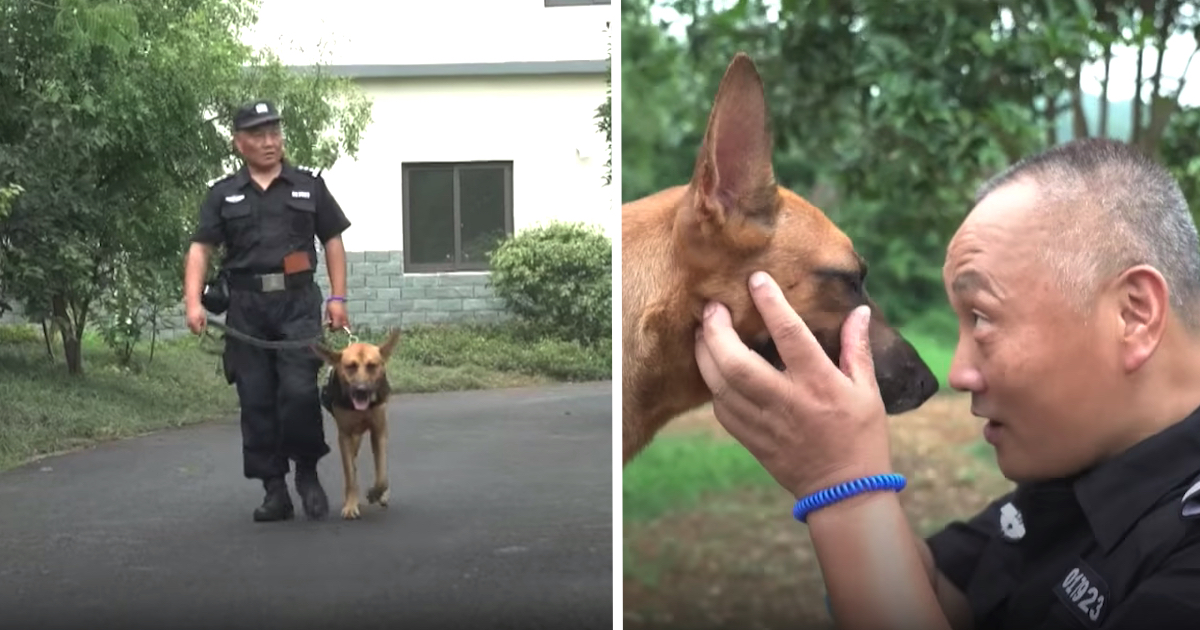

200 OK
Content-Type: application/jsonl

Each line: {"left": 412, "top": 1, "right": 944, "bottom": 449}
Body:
{"left": 544, "top": 0, "right": 610, "bottom": 6}
{"left": 402, "top": 161, "right": 514, "bottom": 273}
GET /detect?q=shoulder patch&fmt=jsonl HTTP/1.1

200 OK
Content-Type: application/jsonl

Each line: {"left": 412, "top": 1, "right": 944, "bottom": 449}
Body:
{"left": 207, "top": 172, "right": 236, "bottom": 189}
{"left": 295, "top": 165, "right": 323, "bottom": 178}
{"left": 1182, "top": 477, "right": 1200, "bottom": 518}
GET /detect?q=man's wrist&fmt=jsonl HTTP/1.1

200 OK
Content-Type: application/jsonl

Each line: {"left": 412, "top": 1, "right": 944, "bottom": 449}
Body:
{"left": 790, "top": 464, "right": 901, "bottom": 522}
{"left": 326, "top": 295, "right": 346, "bottom": 303}
{"left": 804, "top": 487, "right": 902, "bottom": 530}
{"left": 792, "top": 460, "right": 895, "bottom": 500}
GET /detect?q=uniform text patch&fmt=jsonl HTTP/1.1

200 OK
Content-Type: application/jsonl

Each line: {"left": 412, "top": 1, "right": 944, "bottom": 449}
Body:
{"left": 1053, "top": 559, "right": 1109, "bottom": 627}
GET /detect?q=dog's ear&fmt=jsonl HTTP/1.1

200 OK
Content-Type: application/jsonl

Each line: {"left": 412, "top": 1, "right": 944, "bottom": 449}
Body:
{"left": 311, "top": 343, "right": 341, "bottom": 365}
{"left": 686, "top": 52, "right": 779, "bottom": 245}
{"left": 378, "top": 328, "right": 401, "bottom": 361}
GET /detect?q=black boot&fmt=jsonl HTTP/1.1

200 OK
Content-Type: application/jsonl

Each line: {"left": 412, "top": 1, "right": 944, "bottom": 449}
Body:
{"left": 253, "top": 477, "right": 295, "bottom": 523}
{"left": 294, "top": 464, "right": 329, "bottom": 520}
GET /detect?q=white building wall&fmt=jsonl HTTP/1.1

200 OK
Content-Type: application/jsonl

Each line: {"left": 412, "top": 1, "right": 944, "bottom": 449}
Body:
{"left": 319, "top": 74, "right": 612, "bottom": 253}
{"left": 243, "top": 0, "right": 615, "bottom": 249}
{"left": 243, "top": 0, "right": 612, "bottom": 67}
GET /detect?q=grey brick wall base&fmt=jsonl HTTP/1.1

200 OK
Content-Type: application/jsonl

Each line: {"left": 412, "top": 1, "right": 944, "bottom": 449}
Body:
{"left": 0, "top": 249, "right": 511, "bottom": 340}
{"left": 313, "top": 250, "right": 509, "bottom": 332}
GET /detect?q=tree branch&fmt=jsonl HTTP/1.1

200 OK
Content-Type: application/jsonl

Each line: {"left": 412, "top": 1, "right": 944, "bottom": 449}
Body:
{"left": 1173, "top": 46, "right": 1199, "bottom": 98}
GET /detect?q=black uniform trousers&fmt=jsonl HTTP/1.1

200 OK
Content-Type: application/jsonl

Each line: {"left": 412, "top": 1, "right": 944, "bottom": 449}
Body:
{"left": 222, "top": 280, "right": 330, "bottom": 480}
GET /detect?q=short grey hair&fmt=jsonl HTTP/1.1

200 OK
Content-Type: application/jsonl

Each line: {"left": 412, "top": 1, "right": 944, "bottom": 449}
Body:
{"left": 974, "top": 137, "right": 1200, "bottom": 329}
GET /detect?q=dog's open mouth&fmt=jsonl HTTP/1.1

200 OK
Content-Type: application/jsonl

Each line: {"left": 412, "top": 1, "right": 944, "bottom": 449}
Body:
{"left": 350, "top": 388, "right": 373, "bottom": 411}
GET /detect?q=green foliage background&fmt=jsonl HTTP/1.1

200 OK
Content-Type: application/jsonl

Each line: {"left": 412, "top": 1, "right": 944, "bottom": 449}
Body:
{"left": 0, "top": 0, "right": 373, "bottom": 374}
{"left": 488, "top": 221, "right": 613, "bottom": 347}
{"left": 623, "top": 0, "right": 1200, "bottom": 328}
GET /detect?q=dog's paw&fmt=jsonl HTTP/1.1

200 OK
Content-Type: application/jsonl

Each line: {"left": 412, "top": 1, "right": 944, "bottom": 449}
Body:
{"left": 341, "top": 502, "right": 361, "bottom": 520}
{"left": 367, "top": 483, "right": 389, "bottom": 507}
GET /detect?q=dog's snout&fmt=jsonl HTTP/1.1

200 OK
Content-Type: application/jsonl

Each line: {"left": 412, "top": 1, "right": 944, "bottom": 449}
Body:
{"left": 875, "top": 338, "right": 939, "bottom": 415}
{"left": 747, "top": 324, "right": 938, "bottom": 415}
{"left": 917, "top": 370, "right": 939, "bottom": 399}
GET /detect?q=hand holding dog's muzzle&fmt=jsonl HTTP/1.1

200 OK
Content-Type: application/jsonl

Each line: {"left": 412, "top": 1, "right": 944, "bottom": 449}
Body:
{"left": 694, "top": 271, "right": 895, "bottom": 500}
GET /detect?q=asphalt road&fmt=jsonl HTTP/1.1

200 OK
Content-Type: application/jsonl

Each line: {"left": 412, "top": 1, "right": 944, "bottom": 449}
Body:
{"left": 0, "top": 382, "right": 613, "bottom": 630}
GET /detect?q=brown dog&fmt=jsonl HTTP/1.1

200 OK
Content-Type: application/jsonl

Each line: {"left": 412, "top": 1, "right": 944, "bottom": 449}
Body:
{"left": 313, "top": 329, "right": 401, "bottom": 519}
{"left": 622, "top": 52, "right": 940, "bottom": 465}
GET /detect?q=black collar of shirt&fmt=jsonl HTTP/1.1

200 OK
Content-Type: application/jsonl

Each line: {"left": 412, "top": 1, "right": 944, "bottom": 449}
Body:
{"left": 1068, "top": 405, "right": 1200, "bottom": 552}
{"left": 278, "top": 161, "right": 301, "bottom": 185}
{"left": 229, "top": 160, "right": 298, "bottom": 190}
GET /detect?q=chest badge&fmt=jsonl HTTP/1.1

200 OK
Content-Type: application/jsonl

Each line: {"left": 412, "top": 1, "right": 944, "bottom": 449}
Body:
{"left": 291, "top": 190, "right": 311, "bottom": 199}
{"left": 224, "top": 194, "right": 245, "bottom": 203}
{"left": 1054, "top": 559, "right": 1109, "bottom": 626}
{"left": 998, "top": 501, "right": 1026, "bottom": 541}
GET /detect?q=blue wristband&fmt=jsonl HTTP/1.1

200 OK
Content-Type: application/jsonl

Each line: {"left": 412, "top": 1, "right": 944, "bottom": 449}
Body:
{"left": 326, "top": 295, "right": 345, "bottom": 303}
{"left": 792, "top": 473, "right": 907, "bottom": 523}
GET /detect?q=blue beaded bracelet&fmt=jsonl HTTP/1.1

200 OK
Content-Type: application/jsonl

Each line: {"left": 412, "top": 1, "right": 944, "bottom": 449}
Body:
{"left": 792, "top": 473, "right": 907, "bottom": 523}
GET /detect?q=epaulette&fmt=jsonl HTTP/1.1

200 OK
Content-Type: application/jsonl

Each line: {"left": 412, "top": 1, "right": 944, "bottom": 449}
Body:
{"left": 206, "top": 172, "right": 237, "bottom": 189}
{"left": 295, "top": 165, "right": 324, "bottom": 178}
{"left": 1183, "top": 474, "right": 1200, "bottom": 518}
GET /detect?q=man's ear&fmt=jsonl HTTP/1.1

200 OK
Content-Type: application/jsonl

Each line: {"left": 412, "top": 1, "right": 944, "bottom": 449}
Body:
{"left": 1115, "top": 264, "right": 1169, "bottom": 373}
{"left": 686, "top": 52, "right": 779, "bottom": 241}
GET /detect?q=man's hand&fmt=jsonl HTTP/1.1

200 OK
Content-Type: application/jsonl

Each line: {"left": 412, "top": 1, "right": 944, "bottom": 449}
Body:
{"left": 693, "top": 270, "right": 894, "bottom": 499}
{"left": 320, "top": 235, "right": 349, "bottom": 330}
{"left": 325, "top": 299, "right": 349, "bottom": 330}
{"left": 183, "top": 242, "right": 212, "bottom": 336}
{"left": 186, "top": 302, "right": 207, "bottom": 335}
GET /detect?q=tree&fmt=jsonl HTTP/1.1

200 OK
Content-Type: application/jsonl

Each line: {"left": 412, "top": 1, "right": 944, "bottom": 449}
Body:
{"left": 620, "top": 0, "right": 1200, "bottom": 325}
{"left": 595, "top": 21, "right": 613, "bottom": 187}
{"left": 0, "top": 183, "right": 21, "bottom": 319}
{"left": 0, "top": 0, "right": 373, "bottom": 374}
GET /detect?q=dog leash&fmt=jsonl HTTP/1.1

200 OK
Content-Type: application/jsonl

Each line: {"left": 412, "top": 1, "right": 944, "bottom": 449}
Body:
{"left": 200, "top": 319, "right": 360, "bottom": 384}
{"left": 203, "top": 318, "right": 323, "bottom": 350}
{"left": 203, "top": 318, "right": 358, "bottom": 351}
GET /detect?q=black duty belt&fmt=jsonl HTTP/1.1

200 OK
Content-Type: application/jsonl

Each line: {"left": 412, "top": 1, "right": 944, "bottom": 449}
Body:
{"left": 226, "top": 270, "right": 315, "bottom": 292}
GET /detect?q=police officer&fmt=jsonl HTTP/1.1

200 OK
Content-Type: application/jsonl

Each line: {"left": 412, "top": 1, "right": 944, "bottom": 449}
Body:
{"left": 183, "top": 100, "right": 352, "bottom": 523}
{"left": 692, "top": 138, "right": 1200, "bottom": 628}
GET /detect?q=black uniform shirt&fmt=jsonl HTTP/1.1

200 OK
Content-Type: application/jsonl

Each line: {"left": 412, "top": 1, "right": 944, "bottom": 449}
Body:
{"left": 190, "top": 161, "right": 351, "bottom": 273}
{"left": 927, "top": 407, "right": 1200, "bottom": 629}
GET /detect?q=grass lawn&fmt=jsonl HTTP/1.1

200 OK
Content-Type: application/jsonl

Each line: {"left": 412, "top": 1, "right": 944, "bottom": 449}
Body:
{"left": 0, "top": 321, "right": 611, "bottom": 472}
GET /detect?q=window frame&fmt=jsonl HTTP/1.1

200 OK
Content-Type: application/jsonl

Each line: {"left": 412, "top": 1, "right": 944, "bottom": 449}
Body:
{"left": 401, "top": 160, "right": 515, "bottom": 273}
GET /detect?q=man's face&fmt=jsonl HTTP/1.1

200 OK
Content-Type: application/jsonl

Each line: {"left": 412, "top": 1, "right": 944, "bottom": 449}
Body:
{"left": 943, "top": 180, "right": 1122, "bottom": 483}
{"left": 233, "top": 122, "right": 284, "bottom": 170}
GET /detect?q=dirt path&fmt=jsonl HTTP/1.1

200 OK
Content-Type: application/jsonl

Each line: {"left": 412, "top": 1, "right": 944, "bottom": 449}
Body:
{"left": 623, "top": 393, "right": 1014, "bottom": 630}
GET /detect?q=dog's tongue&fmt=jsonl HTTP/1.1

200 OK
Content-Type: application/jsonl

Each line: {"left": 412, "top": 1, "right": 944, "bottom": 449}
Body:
{"left": 352, "top": 397, "right": 370, "bottom": 411}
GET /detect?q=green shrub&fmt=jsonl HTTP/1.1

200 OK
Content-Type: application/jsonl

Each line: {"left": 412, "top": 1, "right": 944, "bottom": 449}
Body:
{"left": 487, "top": 221, "right": 612, "bottom": 346}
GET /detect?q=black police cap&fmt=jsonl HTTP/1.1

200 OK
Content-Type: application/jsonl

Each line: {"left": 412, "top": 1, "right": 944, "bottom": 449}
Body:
{"left": 233, "top": 100, "right": 282, "bottom": 131}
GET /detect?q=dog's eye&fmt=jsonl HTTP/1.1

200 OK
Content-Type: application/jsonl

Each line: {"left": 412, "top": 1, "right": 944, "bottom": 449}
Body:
{"left": 345, "top": 361, "right": 359, "bottom": 372}
{"left": 365, "top": 362, "right": 378, "bottom": 372}
{"left": 819, "top": 268, "right": 864, "bottom": 295}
